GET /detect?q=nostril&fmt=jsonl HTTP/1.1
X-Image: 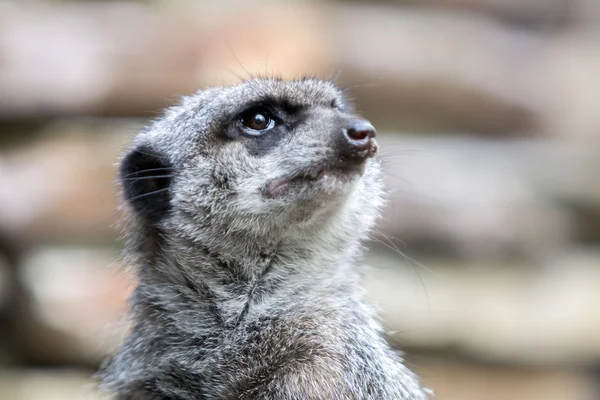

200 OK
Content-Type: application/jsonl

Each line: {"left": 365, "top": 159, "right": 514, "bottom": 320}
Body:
{"left": 339, "top": 120, "right": 378, "bottom": 160}
{"left": 346, "top": 122, "right": 376, "bottom": 142}
{"left": 347, "top": 128, "right": 369, "bottom": 141}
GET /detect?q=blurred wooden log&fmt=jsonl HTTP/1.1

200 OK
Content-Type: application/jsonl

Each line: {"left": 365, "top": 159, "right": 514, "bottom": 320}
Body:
{"left": 375, "top": 134, "right": 598, "bottom": 261}
{"left": 392, "top": 0, "right": 570, "bottom": 27}
{"left": 333, "top": 5, "right": 600, "bottom": 137}
{"left": 0, "top": 120, "right": 130, "bottom": 246}
{"left": 364, "top": 249, "right": 600, "bottom": 366}
{"left": 0, "top": 2, "right": 330, "bottom": 120}
{"left": 0, "top": 2, "right": 204, "bottom": 118}
{"left": 414, "top": 360, "right": 595, "bottom": 400}
{"left": 0, "top": 370, "right": 106, "bottom": 400}
{"left": 10, "top": 246, "right": 130, "bottom": 366}
{"left": 1, "top": 3, "right": 600, "bottom": 137}
{"left": 356, "top": 0, "right": 600, "bottom": 28}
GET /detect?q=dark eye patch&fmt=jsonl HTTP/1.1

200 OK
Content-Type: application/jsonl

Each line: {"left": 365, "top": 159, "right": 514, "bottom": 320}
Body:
{"left": 221, "top": 97, "right": 307, "bottom": 156}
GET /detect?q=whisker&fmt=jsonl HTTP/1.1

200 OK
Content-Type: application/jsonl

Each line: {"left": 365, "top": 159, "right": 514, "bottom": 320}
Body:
{"left": 370, "top": 231, "right": 432, "bottom": 310}
{"left": 329, "top": 68, "right": 343, "bottom": 83}
{"left": 227, "top": 42, "right": 255, "bottom": 80}
{"left": 374, "top": 232, "right": 437, "bottom": 277}
{"left": 120, "top": 175, "right": 174, "bottom": 182}
{"left": 126, "top": 148, "right": 172, "bottom": 162}
{"left": 121, "top": 167, "right": 174, "bottom": 178}
{"left": 374, "top": 228, "right": 407, "bottom": 248}
{"left": 377, "top": 149, "right": 430, "bottom": 158}
{"left": 380, "top": 170, "right": 416, "bottom": 192}
{"left": 222, "top": 66, "right": 246, "bottom": 83}
{"left": 263, "top": 50, "right": 271, "bottom": 77}
{"left": 378, "top": 159, "right": 409, "bottom": 169}
{"left": 127, "top": 188, "right": 170, "bottom": 201}
{"left": 346, "top": 82, "right": 383, "bottom": 90}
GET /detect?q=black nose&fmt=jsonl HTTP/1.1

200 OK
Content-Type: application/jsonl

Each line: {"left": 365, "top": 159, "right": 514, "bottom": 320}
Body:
{"left": 340, "top": 120, "right": 377, "bottom": 159}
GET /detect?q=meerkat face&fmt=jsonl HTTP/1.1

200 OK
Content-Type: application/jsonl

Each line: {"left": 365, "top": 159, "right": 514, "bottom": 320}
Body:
{"left": 119, "top": 78, "right": 383, "bottom": 240}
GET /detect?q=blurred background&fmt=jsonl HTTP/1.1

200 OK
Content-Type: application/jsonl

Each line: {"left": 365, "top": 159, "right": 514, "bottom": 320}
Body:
{"left": 0, "top": 0, "right": 599, "bottom": 399}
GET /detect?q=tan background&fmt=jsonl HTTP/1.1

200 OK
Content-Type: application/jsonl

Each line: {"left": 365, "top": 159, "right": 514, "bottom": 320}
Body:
{"left": 0, "top": 0, "right": 599, "bottom": 399}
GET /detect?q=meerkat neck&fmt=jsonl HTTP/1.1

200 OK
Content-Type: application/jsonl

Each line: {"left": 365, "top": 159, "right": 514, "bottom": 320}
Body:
{"left": 130, "top": 227, "right": 364, "bottom": 327}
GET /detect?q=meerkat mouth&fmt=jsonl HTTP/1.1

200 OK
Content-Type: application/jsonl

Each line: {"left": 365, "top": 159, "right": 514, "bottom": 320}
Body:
{"left": 263, "top": 162, "right": 364, "bottom": 198}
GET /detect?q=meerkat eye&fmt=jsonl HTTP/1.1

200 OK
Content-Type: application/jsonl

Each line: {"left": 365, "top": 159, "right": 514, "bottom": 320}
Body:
{"left": 239, "top": 108, "right": 275, "bottom": 134}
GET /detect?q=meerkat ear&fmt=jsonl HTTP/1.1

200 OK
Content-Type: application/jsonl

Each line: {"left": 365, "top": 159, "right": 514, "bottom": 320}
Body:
{"left": 119, "top": 145, "right": 172, "bottom": 222}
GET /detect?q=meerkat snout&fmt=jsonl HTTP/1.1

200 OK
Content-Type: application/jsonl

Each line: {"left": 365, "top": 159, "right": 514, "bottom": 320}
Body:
{"left": 340, "top": 119, "right": 378, "bottom": 160}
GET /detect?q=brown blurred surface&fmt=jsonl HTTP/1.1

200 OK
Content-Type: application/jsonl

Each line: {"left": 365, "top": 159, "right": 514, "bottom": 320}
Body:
{"left": 0, "top": 0, "right": 599, "bottom": 399}
{"left": 414, "top": 361, "right": 595, "bottom": 400}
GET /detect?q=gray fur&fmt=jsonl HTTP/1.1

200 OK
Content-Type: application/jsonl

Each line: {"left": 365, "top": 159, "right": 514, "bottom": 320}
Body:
{"left": 100, "top": 77, "right": 429, "bottom": 399}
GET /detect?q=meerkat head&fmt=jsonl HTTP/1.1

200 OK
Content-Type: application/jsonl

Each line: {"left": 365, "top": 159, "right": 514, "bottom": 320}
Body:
{"left": 120, "top": 77, "right": 383, "bottom": 250}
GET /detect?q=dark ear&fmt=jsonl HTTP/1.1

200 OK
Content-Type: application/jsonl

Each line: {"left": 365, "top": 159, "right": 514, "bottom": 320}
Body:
{"left": 120, "top": 145, "right": 172, "bottom": 222}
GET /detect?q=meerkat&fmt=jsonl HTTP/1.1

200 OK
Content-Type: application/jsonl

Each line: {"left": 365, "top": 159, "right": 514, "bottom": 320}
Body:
{"left": 99, "top": 77, "right": 429, "bottom": 399}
